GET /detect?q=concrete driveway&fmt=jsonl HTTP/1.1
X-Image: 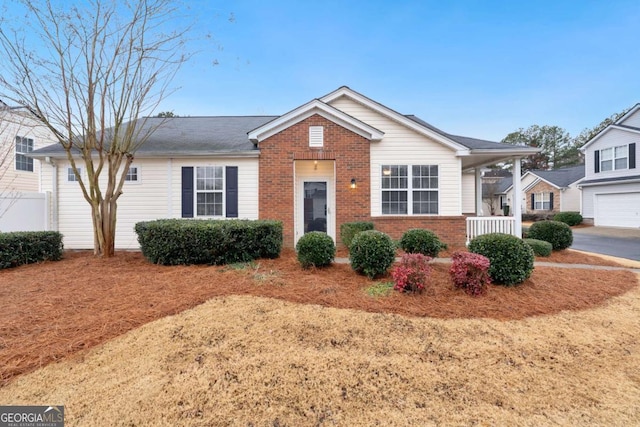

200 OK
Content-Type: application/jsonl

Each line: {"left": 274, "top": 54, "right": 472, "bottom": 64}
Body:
{"left": 571, "top": 226, "right": 640, "bottom": 261}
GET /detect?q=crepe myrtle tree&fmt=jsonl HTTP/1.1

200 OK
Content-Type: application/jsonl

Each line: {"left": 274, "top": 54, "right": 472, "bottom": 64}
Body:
{"left": 0, "top": 0, "right": 201, "bottom": 256}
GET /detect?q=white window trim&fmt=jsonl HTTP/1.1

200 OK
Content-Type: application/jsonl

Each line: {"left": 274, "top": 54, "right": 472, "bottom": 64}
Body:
{"left": 194, "top": 165, "right": 225, "bottom": 217}
{"left": 66, "top": 166, "right": 82, "bottom": 183}
{"left": 15, "top": 136, "right": 34, "bottom": 172}
{"left": 381, "top": 164, "right": 439, "bottom": 215}
{"left": 533, "top": 192, "right": 550, "bottom": 210}
{"left": 600, "top": 145, "right": 628, "bottom": 172}
{"left": 124, "top": 165, "right": 141, "bottom": 184}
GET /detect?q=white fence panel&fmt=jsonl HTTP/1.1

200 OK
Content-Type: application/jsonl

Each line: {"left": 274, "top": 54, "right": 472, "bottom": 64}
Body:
{"left": 0, "top": 192, "right": 48, "bottom": 232}
{"left": 466, "top": 216, "right": 516, "bottom": 244}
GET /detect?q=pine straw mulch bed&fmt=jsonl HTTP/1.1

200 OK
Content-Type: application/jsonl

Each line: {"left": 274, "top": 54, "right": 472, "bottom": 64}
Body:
{"left": 0, "top": 248, "right": 637, "bottom": 387}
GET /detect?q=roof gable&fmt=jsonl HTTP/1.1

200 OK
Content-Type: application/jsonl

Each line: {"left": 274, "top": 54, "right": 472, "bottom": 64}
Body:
{"left": 524, "top": 165, "right": 585, "bottom": 189}
{"left": 581, "top": 103, "right": 640, "bottom": 151}
{"left": 247, "top": 99, "right": 384, "bottom": 143}
{"left": 321, "top": 86, "right": 467, "bottom": 152}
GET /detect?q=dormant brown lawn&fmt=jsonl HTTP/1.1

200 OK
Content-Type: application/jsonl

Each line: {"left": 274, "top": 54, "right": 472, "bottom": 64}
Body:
{"left": 0, "top": 249, "right": 639, "bottom": 426}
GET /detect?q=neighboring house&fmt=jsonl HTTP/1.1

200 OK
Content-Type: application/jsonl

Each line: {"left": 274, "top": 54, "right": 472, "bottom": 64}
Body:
{"left": 579, "top": 103, "right": 640, "bottom": 227}
{"left": 0, "top": 101, "right": 57, "bottom": 231}
{"left": 481, "top": 170, "right": 512, "bottom": 216}
{"left": 522, "top": 165, "right": 585, "bottom": 214}
{"left": 29, "top": 86, "right": 538, "bottom": 249}
{"left": 498, "top": 165, "right": 585, "bottom": 215}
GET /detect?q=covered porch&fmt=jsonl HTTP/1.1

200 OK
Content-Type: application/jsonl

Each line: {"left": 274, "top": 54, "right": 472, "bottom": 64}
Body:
{"left": 462, "top": 151, "right": 535, "bottom": 245}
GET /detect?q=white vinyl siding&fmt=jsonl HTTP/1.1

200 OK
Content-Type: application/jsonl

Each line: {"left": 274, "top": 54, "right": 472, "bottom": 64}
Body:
{"left": 621, "top": 108, "right": 640, "bottom": 128}
{"left": 0, "top": 109, "right": 56, "bottom": 192}
{"left": 171, "top": 158, "right": 259, "bottom": 222}
{"left": 51, "top": 157, "right": 260, "bottom": 249}
{"left": 584, "top": 128, "right": 638, "bottom": 181}
{"left": 461, "top": 173, "right": 475, "bottom": 214}
{"left": 328, "top": 97, "right": 461, "bottom": 216}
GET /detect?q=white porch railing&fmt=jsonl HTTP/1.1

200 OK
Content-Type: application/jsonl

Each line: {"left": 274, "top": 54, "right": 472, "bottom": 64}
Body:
{"left": 466, "top": 216, "right": 517, "bottom": 245}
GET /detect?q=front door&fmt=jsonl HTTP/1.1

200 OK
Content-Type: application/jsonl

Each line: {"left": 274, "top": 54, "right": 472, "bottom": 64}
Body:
{"left": 303, "top": 181, "right": 327, "bottom": 233}
{"left": 296, "top": 177, "right": 335, "bottom": 244}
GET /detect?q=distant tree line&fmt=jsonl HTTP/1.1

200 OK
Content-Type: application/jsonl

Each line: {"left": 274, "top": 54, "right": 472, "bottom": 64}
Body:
{"left": 500, "top": 106, "right": 632, "bottom": 172}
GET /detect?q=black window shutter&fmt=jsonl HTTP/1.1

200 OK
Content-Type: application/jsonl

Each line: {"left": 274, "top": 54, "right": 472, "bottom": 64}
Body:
{"left": 531, "top": 193, "right": 535, "bottom": 210}
{"left": 549, "top": 193, "right": 554, "bottom": 211}
{"left": 629, "top": 143, "right": 636, "bottom": 169}
{"left": 225, "top": 166, "right": 238, "bottom": 218}
{"left": 594, "top": 150, "right": 600, "bottom": 173}
{"left": 181, "top": 167, "right": 194, "bottom": 218}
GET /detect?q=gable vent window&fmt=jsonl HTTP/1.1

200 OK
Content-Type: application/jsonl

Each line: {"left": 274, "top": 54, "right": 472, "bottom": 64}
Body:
{"left": 309, "top": 126, "right": 324, "bottom": 148}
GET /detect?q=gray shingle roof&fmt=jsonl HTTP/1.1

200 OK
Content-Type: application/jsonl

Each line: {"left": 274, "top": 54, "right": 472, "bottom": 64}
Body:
{"left": 405, "top": 115, "right": 535, "bottom": 151}
{"left": 31, "top": 111, "right": 537, "bottom": 157}
{"left": 530, "top": 165, "right": 585, "bottom": 188}
{"left": 31, "top": 116, "right": 278, "bottom": 156}
{"left": 579, "top": 174, "right": 640, "bottom": 186}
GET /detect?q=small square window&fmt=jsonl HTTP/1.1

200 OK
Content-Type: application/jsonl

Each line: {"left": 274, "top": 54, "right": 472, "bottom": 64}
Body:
{"left": 125, "top": 166, "right": 139, "bottom": 182}
{"left": 68, "top": 167, "right": 81, "bottom": 182}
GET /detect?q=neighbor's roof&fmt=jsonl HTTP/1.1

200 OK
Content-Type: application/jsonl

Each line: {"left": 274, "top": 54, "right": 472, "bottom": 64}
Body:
{"left": 528, "top": 165, "right": 586, "bottom": 188}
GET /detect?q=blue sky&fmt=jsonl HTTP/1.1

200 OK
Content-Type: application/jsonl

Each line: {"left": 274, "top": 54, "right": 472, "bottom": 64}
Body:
{"left": 162, "top": 0, "right": 640, "bottom": 141}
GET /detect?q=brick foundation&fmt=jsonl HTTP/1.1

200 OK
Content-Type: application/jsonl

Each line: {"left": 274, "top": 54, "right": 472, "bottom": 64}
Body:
{"left": 372, "top": 216, "right": 467, "bottom": 248}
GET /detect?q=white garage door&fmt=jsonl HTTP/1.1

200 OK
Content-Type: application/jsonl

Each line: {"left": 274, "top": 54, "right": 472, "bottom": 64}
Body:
{"left": 594, "top": 192, "right": 640, "bottom": 227}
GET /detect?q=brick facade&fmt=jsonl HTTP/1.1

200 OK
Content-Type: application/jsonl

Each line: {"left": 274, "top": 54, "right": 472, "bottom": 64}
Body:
{"left": 526, "top": 181, "right": 559, "bottom": 213}
{"left": 259, "top": 114, "right": 371, "bottom": 247}
{"left": 258, "top": 114, "right": 468, "bottom": 248}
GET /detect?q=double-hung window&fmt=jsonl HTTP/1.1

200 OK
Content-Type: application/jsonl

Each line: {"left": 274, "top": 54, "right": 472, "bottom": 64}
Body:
{"left": 15, "top": 136, "right": 34, "bottom": 172}
{"left": 600, "top": 145, "right": 628, "bottom": 171}
{"left": 381, "top": 164, "right": 438, "bottom": 215}
{"left": 196, "top": 166, "right": 224, "bottom": 216}
{"left": 533, "top": 192, "right": 551, "bottom": 210}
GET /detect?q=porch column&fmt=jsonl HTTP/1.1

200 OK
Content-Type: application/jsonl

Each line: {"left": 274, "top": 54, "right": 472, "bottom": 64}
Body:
{"left": 513, "top": 157, "right": 522, "bottom": 238}
{"left": 475, "top": 167, "right": 483, "bottom": 216}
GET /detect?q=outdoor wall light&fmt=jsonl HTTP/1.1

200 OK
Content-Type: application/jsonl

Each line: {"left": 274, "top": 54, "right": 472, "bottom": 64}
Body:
{"left": 350, "top": 178, "right": 357, "bottom": 189}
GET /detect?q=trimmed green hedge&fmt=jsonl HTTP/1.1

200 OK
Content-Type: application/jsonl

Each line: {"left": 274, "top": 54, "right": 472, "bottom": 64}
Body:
{"left": 524, "top": 238, "right": 553, "bottom": 257}
{"left": 527, "top": 220, "right": 573, "bottom": 250}
{"left": 399, "top": 228, "right": 447, "bottom": 257}
{"left": 553, "top": 211, "right": 583, "bottom": 226}
{"left": 340, "top": 221, "right": 374, "bottom": 249}
{"left": 0, "top": 231, "right": 64, "bottom": 269}
{"left": 135, "top": 219, "right": 283, "bottom": 265}
{"left": 296, "top": 231, "right": 335, "bottom": 268}
{"left": 349, "top": 230, "right": 396, "bottom": 279}
{"left": 468, "top": 233, "right": 534, "bottom": 286}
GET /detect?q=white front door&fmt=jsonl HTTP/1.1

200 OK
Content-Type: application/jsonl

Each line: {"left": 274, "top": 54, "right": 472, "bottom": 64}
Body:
{"left": 295, "top": 176, "right": 335, "bottom": 244}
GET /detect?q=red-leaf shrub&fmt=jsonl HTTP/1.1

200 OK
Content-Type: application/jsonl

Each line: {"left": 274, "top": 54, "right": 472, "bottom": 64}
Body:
{"left": 449, "top": 251, "right": 491, "bottom": 296}
{"left": 391, "top": 253, "right": 432, "bottom": 293}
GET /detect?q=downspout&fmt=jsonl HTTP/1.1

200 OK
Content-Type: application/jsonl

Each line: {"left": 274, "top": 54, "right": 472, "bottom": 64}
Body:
{"left": 45, "top": 157, "right": 58, "bottom": 231}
